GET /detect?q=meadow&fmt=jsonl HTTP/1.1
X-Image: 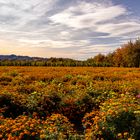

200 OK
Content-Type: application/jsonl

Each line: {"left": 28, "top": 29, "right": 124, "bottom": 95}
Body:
{"left": 0, "top": 67, "right": 140, "bottom": 140}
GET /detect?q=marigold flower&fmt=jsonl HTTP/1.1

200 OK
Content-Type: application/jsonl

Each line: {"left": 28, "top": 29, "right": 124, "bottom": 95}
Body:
{"left": 40, "top": 134, "right": 46, "bottom": 139}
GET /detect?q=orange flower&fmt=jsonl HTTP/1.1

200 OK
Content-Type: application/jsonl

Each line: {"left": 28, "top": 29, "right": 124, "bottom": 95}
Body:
{"left": 40, "top": 134, "right": 46, "bottom": 139}
{"left": 0, "top": 134, "right": 3, "bottom": 139}
{"left": 31, "top": 132, "right": 36, "bottom": 136}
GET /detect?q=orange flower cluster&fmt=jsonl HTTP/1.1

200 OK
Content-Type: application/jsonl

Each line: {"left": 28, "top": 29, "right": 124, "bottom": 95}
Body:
{"left": 0, "top": 67, "right": 140, "bottom": 139}
{"left": 83, "top": 94, "right": 140, "bottom": 140}
{"left": 0, "top": 113, "right": 75, "bottom": 140}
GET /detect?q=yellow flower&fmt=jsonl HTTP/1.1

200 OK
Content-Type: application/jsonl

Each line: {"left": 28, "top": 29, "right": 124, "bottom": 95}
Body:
{"left": 123, "top": 132, "right": 129, "bottom": 137}
{"left": 117, "top": 133, "right": 122, "bottom": 138}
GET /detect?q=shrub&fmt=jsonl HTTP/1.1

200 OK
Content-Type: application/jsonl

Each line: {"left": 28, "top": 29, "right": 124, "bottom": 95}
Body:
{"left": 83, "top": 94, "right": 140, "bottom": 140}
{"left": 0, "top": 113, "right": 76, "bottom": 140}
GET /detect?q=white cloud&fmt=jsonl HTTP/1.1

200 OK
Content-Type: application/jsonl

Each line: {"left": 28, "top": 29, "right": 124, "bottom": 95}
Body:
{"left": 78, "top": 43, "right": 119, "bottom": 54}
{"left": 96, "top": 22, "right": 140, "bottom": 36}
{"left": 0, "top": 0, "right": 140, "bottom": 59}
{"left": 50, "top": 1, "right": 140, "bottom": 38}
{"left": 50, "top": 2, "right": 126, "bottom": 29}
{"left": 18, "top": 38, "right": 90, "bottom": 49}
{"left": 60, "top": 31, "right": 69, "bottom": 36}
{"left": 0, "top": 0, "right": 58, "bottom": 30}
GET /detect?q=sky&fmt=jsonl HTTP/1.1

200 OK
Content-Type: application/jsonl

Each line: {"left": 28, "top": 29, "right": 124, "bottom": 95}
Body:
{"left": 0, "top": 0, "right": 140, "bottom": 60}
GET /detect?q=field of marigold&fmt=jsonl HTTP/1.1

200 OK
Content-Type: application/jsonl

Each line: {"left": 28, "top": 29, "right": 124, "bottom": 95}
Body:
{"left": 0, "top": 67, "right": 140, "bottom": 140}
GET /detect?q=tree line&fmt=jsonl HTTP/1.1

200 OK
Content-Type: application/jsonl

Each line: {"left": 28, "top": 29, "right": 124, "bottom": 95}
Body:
{"left": 0, "top": 39, "right": 140, "bottom": 67}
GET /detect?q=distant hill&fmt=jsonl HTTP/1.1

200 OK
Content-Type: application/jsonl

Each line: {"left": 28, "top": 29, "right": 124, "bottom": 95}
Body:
{"left": 0, "top": 54, "right": 79, "bottom": 66}
{"left": 0, "top": 54, "right": 46, "bottom": 61}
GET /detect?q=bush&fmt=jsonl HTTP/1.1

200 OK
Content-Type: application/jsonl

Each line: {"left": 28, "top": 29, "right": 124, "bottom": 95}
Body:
{"left": 82, "top": 94, "right": 140, "bottom": 140}
{"left": 0, "top": 113, "right": 76, "bottom": 140}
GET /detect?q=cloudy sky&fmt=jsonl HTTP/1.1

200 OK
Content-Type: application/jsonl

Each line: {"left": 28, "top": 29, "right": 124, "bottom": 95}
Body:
{"left": 0, "top": 0, "right": 140, "bottom": 60}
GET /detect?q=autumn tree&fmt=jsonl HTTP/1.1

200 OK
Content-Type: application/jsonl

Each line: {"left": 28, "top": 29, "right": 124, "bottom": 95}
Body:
{"left": 113, "top": 39, "right": 140, "bottom": 67}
